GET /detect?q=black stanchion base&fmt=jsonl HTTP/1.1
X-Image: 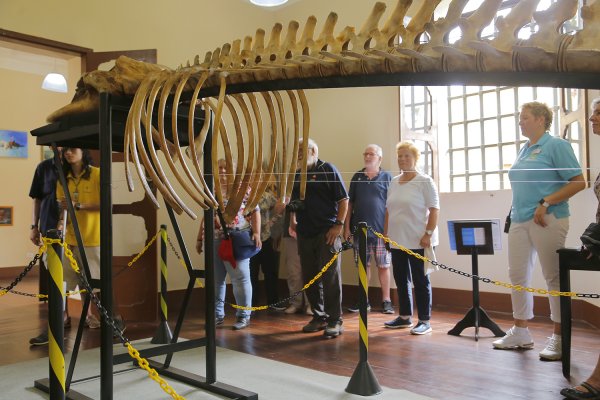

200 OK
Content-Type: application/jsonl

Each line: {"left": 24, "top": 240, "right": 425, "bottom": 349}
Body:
{"left": 151, "top": 320, "right": 173, "bottom": 344}
{"left": 34, "top": 378, "right": 93, "bottom": 400}
{"left": 147, "top": 360, "right": 258, "bottom": 399}
{"left": 345, "top": 361, "right": 383, "bottom": 396}
{"left": 447, "top": 306, "right": 506, "bottom": 340}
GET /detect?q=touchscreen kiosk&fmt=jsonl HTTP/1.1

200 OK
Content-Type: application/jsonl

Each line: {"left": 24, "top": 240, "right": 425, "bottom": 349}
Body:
{"left": 447, "top": 219, "right": 502, "bottom": 255}
{"left": 446, "top": 219, "right": 505, "bottom": 339}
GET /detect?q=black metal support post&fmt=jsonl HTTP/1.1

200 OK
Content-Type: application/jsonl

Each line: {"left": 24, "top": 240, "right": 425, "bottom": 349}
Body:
{"left": 203, "top": 127, "right": 216, "bottom": 384}
{"left": 448, "top": 248, "right": 505, "bottom": 340}
{"left": 34, "top": 144, "right": 94, "bottom": 400}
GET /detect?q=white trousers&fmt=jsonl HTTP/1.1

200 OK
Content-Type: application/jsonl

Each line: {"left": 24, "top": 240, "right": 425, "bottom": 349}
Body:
{"left": 508, "top": 214, "right": 569, "bottom": 323}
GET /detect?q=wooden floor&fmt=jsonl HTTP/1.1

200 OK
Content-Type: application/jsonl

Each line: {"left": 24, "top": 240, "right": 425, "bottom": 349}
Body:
{"left": 1, "top": 275, "right": 598, "bottom": 400}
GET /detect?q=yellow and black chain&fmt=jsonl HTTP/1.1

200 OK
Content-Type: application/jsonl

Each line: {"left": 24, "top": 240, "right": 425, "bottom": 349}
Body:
{"left": 127, "top": 231, "right": 160, "bottom": 267}
{"left": 2, "top": 288, "right": 87, "bottom": 299}
{"left": 368, "top": 226, "right": 600, "bottom": 299}
{"left": 0, "top": 246, "right": 86, "bottom": 299}
{"left": 222, "top": 248, "right": 342, "bottom": 312}
{"left": 165, "top": 234, "right": 204, "bottom": 288}
{"left": 0, "top": 250, "right": 42, "bottom": 297}
{"left": 42, "top": 238, "right": 186, "bottom": 400}
{"left": 112, "top": 231, "right": 160, "bottom": 279}
{"left": 126, "top": 343, "right": 185, "bottom": 400}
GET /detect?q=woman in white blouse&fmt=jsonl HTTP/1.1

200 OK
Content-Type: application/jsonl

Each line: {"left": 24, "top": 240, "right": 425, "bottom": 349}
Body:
{"left": 384, "top": 141, "right": 440, "bottom": 335}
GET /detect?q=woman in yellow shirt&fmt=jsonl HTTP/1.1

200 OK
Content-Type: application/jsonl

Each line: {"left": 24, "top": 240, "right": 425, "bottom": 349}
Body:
{"left": 56, "top": 147, "right": 102, "bottom": 328}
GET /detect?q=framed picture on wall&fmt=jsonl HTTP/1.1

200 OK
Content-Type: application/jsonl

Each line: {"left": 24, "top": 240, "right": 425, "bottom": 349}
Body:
{"left": 0, "top": 206, "right": 13, "bottom": 226}
{"left": 0, "top": 130, "right": 28, "bottom": 158}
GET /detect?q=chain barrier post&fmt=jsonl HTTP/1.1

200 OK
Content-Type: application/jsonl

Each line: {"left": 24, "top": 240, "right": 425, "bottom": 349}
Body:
{"left": 46, "top": 229, "right": 66, "bottom": 400}
{"left": 346, "top": 222, "right": 382, "bottom": 396}
{"left": 152, "top": 224, "right": 173, "bottom": 344}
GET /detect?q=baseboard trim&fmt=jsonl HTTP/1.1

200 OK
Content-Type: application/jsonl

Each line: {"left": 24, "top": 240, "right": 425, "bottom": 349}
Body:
{"left": 0, "top": 265, "right": 39, "bottom": 280}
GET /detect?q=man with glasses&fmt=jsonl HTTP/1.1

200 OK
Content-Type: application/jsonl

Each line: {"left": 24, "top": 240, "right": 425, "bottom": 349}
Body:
{"left": 344, "top": 144, "right": 393, "bottom": 315}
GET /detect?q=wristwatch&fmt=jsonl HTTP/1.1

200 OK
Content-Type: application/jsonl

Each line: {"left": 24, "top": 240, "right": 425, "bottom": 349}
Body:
{"left": 334, "top": 219, "right": 344, "bottom": 226}
{"left": 425, "top": 229, "right": 434, "bottom": 235}
{"left": 75, "top": 202, "right": 81, "bottom": 210}
{"left": 539, "top": 199, "right": 550, "bottom": 208}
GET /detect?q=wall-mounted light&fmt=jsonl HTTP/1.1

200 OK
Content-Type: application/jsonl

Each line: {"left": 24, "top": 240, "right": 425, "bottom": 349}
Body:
{"left": 41, "top": 72, "right": 68, "bottom": 93}
{"left": 249, "top": 0, "right": 288, "bottom": 7}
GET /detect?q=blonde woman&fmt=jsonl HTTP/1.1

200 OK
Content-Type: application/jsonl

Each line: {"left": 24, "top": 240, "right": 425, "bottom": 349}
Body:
{"left": 250, "top": 176, "right": 285, "bottom": 309}
{"left": 492, "top": 102, "right": 585, "bottom": 361}
{"left": 384, "top": 141, "right": 439, "bottom": 335}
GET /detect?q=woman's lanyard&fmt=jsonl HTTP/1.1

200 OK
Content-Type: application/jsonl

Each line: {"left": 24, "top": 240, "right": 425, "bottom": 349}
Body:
{"left": 70, "top": 174, "right": 83, "bottom": 202}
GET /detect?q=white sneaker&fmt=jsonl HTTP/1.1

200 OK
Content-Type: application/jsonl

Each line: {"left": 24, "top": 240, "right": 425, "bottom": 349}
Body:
{"left": 539, "top": 334, "right": 562, "bottom": 361}
{"left": 492, "top": 326, "right": 534, "bottom": 349}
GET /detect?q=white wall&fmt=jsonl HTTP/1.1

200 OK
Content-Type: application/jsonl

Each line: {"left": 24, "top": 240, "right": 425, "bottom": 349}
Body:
{"left": 0, "top": 41, "right": 80, "bottom": 268}
{"left": 1, "top": 0, "right": 597, "bottom": 308}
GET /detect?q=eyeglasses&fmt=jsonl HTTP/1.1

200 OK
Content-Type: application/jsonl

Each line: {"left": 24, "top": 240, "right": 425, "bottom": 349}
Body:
{"left": 363, "top": 152, "right": 378, "bottom": 157}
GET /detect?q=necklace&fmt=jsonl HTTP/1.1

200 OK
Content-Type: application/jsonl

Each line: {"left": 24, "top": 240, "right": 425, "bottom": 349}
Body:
{"left": 70, "top": 174, "right": 84, "bottom": 202}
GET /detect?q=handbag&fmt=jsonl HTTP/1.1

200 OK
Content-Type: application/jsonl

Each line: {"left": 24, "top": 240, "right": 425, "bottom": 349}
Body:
{"left": 580, "top": 222, "right": 600, "bottom": 258}
{"left": 230, "top": 229, "right": 261, "bottom": 261}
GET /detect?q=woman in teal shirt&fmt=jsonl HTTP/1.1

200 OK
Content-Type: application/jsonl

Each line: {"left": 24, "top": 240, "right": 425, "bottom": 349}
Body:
{"left": 493, "top": 102, "right": 585, "bottom": 362}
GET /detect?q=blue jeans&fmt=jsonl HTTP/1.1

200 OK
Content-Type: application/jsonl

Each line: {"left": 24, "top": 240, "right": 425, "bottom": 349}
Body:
{"left": 214, "top": 238, "right": 252, "bottom": 319}
{"left": 391, "top": 248, "right": 431, "bottom": 321}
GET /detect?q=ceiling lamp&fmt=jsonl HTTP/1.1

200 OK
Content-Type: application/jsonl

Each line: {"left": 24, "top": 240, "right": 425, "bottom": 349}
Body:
{"left": 42, "top": 72, "right": 68, "bottom": 93}
{"left": 249, "top": 0, "right": 288, "bottom": 7}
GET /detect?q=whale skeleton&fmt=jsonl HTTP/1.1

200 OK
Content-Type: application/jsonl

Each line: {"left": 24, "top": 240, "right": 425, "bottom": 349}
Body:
{"left": 45, "top": 0, "right": 600, "bottom": 221}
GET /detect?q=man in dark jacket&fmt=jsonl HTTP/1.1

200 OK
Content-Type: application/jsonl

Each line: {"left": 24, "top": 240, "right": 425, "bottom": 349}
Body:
{"left": 290, "top": 139, "right": 348, "bottom": 338}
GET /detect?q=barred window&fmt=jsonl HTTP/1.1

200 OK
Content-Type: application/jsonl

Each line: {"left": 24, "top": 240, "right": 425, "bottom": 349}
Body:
{"left": 400, "top": 0, "right": 587, "bottom": 192}
{"left": 401, "top": 85, "right": 586, "bottom": 193}
{"left": 400, "top": 86, "right": 435, "bottom": 178}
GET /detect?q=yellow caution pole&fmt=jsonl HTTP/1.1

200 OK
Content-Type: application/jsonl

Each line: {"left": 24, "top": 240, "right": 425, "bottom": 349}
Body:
{"left": 346, "top": 222, "right": 382, "bottom": 396}
{"left": 46, "top": 229, "right": 66, "bottom": 400}
{"left": 152, "top": 224, "right": 172, "bottom": 344}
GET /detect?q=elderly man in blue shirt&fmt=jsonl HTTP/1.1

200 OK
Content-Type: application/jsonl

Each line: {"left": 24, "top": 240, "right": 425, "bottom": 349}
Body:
{"left": 344, "top": 144, "right": 393, "bottom": 314}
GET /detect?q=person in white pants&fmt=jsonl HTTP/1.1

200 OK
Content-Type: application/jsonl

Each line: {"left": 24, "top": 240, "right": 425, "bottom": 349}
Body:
{"left": 492, "top": 101, "right": 585, "bottom": 361}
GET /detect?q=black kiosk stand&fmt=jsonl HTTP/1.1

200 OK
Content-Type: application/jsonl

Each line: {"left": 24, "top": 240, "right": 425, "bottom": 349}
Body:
{"left": 447, "top": 220, "right": 505, "bottom": 341}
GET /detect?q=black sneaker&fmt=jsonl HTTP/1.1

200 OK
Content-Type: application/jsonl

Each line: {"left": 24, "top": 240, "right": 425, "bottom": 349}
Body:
{"left": 215, "top": 317, "right": 225, "bottom": 326}
{"left": 382, "top": 300, "right": 394, "bottom": 314}
{"left": 302, "top": 317, "right": 327, "bottom": 333}
{"left": 324, "top": 321, "right": 344, "bottom": 338}
{"left": 29, "top": 332, "right": 49, "bottom": 346}
{"left": 347, "top": 301, "right": 371, "bottom": 313}
{"left": 384, "top": 316, "right": 413, "bottom": 329}
{"left": 232, "top": 317, "right": 250, "bottom": 330}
